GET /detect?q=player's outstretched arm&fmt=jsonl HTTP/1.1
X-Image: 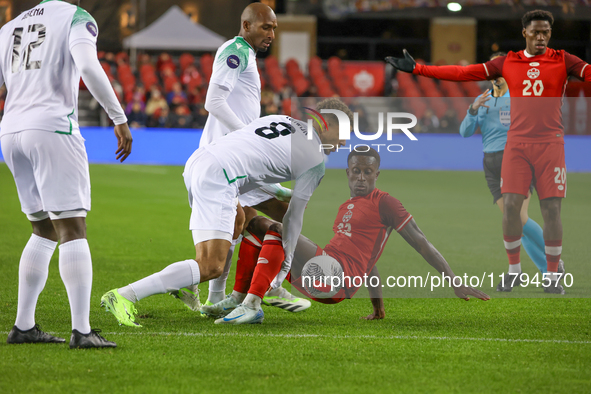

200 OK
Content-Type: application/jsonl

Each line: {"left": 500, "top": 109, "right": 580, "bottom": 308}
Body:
{"left": 361, "top": 265, "right": 385, "bottom": 320}
{"left": 398, "top": 219, "right": 490, "bottom": 301}
{"left": 386, "top": 49, "right": 503, "bottom": 82}
{"left": 385, "top": 49, "right": 416, "bottom": 73}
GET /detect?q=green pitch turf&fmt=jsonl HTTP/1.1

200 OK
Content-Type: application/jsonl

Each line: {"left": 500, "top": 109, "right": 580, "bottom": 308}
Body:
{"left": 1, "top": 163, "right": 590, "bottom": 393}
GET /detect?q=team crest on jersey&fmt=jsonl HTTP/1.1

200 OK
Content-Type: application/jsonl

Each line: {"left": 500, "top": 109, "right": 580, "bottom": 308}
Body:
{"left": 227, "top": 55, "right": 240, "bottom": 69}
{"left": 529, "top": 62, "right": 540, "bottom": 66}
{"left": 527, "top": 68, "right": 540, "bottom": 79}
{"left": 342, "top": 210, "right": 353, "bottom": 223}
{"left": 86, "top": 22, "right": 97, "bottom": 37}
{"left": 347, "top": 204, "right": 354, "bottom": 209}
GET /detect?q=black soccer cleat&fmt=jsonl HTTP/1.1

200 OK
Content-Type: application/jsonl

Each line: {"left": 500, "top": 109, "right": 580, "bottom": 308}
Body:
{"left": 6, "top": 324, "right": 66, "bottom": 344}
{"left": 69, "top": 328, "right": 117, "bottom": 349}
{"left": 496, "top": 272, "right": 523, "bottom": 292}
{"left": 544, "top": 281, "right": 566, "bottom": 295}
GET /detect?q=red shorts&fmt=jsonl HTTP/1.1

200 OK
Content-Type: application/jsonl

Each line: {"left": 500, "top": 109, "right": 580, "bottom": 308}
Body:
{"left": 501, "top": 142, "right": 566, "bottom": 200}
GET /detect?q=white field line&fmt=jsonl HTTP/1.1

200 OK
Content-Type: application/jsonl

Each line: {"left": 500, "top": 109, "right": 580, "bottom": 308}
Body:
{"left": 3, "top": 331, "right": 589, "bottom": 345}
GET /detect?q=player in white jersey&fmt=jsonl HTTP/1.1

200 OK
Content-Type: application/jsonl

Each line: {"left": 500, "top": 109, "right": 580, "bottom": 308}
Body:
{"left": 193, "top": 3, "right": 296, "bottom": 308}
{"left": 100, "top": 98, "right": 353, "bottom": 326}
{"left": 1, "top": 0, "right": 131, "bottom": 349}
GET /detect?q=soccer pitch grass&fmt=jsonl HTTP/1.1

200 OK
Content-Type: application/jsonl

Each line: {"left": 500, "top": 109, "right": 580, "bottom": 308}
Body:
{"left": 1, "top": 163, "right": 590, "bottom": 393}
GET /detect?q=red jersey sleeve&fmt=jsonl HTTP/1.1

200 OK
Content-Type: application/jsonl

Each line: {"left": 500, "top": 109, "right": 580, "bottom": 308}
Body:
{"left": 413, "top": 56, "right": 505, "bottom": 81}
{"left": 378, "top": 194, "right": 412, "bottom": 232}
{"left": 565, "top": 52, "right": 591, "bottom": 82}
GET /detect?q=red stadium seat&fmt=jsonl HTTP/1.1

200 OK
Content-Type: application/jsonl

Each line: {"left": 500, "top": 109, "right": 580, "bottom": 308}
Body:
{"left": 179, "top": 53, "right": 195, "bottom": 72}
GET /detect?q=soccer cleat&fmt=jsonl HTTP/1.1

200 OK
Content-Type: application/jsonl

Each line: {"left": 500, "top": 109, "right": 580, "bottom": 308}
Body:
{"left": 263, "top": 286, "right": 311, "bottom": 313}
{"left": 170, "top": 286, "right": 201, "bottom": 312}
{"left": 496, "top": 272, "right": 523, "bottom": 292}
{"left": 214, "top": 304, "right": 264, "bottom": 325}
{"left": 199, "top": 300, "right": 214, "bottom": 318}
{"left": 200, "top": 294, "right": 239, "bottom": 318}
{"left": 69, "top": 329, "right": 116, "bottom": 349}
{"left": 544, "top": 280, "right": 566, "bottom": 295}
{"left": 100, "top": 289, "right": 141, "bottom": 327}
{"left": 6, "top": 324, "right": 65, "bottom": 344}
{"left": 558, "top": 259, "right": 565, "bottom": 275}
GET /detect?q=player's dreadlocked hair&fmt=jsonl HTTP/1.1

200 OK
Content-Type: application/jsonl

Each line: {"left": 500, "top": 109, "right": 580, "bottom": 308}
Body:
{"left": 522, "top": 10, "right": 554, "bottom": 29}
{"left": 347, "top": 147, "right": 381, "bottom": 169}
{"left": 315, "top": 98, "right": 354, "bottom": 129}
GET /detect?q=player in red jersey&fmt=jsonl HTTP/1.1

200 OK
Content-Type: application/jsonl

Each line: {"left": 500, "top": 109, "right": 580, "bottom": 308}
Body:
{"left": 204, "top": 148, "right": 489, "bottom": 323}
{"left": 386, "top": 10, "right": 591, "bottom": 294}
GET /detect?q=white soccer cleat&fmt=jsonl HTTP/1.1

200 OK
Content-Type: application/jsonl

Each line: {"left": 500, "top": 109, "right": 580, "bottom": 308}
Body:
{"left": 262, "top": 286, "right": 311, "bottom": 313}
{"left": 200, "top": 294, "right": 239, "bottom": 318}
{"left": 214, "top": 304, "right": 264, "bottom": 325}
{"left": 169, "top": 286, "right": 201, "bottom": 312}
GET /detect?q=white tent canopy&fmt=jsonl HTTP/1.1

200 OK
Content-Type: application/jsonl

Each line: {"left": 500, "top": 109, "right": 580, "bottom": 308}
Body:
{"left": 123, "top": 6, "right": 226, "bottom": 51}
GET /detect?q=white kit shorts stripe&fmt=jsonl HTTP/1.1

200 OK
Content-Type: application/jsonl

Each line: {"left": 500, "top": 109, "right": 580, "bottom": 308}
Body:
{"left": 1, "top": 130, "right": 91, "bottom": 215}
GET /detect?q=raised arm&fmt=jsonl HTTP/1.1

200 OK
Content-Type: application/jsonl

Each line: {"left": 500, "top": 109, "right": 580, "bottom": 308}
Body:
{"left": 398, "top": 219, "right": 490, "bottom": 301}
{"left": 459, "top": 90, "right": 491, "bottom": 138}
{"left": 386, "top": 49, "right": 504, "bottom": 82}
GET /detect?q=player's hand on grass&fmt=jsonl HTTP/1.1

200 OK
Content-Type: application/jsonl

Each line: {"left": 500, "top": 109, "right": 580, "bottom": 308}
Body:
{"left": 471, "top": 89, "right": 492, "bottom": 112}
{"left": 361, "top": 309, "right": 385, "bottom": 320}
{"left": 114, "top": 123, "right": 133, "bottom": 162}
{"left": 453, "top": 285, "right": 490, "bottom": 301}
{"left": 385, "top": 49, "right": 416, "bottom": 73}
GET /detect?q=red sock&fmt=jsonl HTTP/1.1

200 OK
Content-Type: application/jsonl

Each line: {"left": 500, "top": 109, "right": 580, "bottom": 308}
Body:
{"left": 545, "top": 240, "right": 562, "bottom": 273}
{"left": 248, "top": 231, "right": 284, "bottom": 298}
{"left": 233, "top": 234, "right": 262, "bottom": 294}
{"left": 503, "top": 235, "right": 521, "bottom": 266}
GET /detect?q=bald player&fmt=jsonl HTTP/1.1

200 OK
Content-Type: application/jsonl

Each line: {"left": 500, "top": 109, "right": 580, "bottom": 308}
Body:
{"left": 173, "top": 3, "right": 306, "bottom": 311}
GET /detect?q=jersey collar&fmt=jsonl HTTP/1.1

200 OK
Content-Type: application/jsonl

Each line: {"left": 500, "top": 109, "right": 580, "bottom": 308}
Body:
{"left": 236, "top": 36, "right": 255, "bottom": 53}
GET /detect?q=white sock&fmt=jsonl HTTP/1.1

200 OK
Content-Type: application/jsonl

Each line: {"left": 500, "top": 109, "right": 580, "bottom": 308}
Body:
{"left": 130, "top": 259, "right": 200, "bottom": 301}
{"left": 59, "top": 239, "right": 93, "bottom": 334}
{"left": 231, "top": 291, "right": 247, "bottom": 303}
{"left": 243, "top": 293, "right": 262, "bottom": 309}
{"left": 207, "top": 238, "right": 240, "bottom": 303}
{"left": 508, "top": 263, "right": 521, "bottom": 274}
{"left": 14, "top": 234, "right": 57, "bottom": 331}
{"left": 117, "top": 285, "right": 138, "bottom": 303}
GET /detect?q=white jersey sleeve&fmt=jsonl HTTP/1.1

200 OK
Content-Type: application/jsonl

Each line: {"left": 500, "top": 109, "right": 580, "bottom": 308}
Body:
{"left": 209, "top": 38, "right": 250, "bottom": 90}
{"left": 68, "top": 7, "right": 98, "bottom": 48}
{"left": 199, "top": 37, "right": 261, "bottom": 147}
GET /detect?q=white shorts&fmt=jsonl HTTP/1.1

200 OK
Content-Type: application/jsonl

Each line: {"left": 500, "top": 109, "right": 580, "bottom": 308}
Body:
{"left": 238, "top": 188, "right": 273, "bottom": 207}
{"left": 1, "top": 130, "right": 91, "bottom": 215}
{"left": 183, "top": 149, "right": 239, "bottom": 243}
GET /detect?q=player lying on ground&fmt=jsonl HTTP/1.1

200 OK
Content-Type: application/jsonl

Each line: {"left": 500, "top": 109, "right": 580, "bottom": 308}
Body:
{"left": 203, "top": 148, "right": 490, "bottom": 325}
{"left": 100, "top": 98, "right": 352, "bottom": 327}
{"left": 459, "top": 52, "right": 564, "bottom": 291}
{"left": 386, "top": 9, "right": 591, "bottom": 294}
